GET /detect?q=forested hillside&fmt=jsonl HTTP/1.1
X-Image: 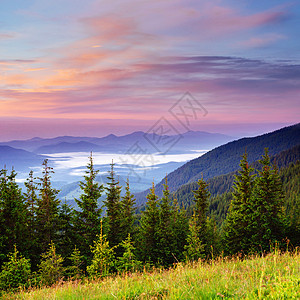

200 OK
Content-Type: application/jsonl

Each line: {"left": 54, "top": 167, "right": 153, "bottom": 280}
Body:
{"left": 0, "top": 146, "right": 298, "bottom": 294}
{"left": 174, "top": 144, "right": 300, "bottom": 207}
{"left": 136, "top": 123, "right": 300, "bottom": 204}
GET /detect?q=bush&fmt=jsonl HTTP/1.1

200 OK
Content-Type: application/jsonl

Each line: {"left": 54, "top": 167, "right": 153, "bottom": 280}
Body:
{"left": 0, "top": 246, "right": 31, "bottom": 291}
{"left": 87, "top": 233, "right": 115, "bottom": 278}
{"left": 38, "top": 242, "right": 64, "bottom": 286}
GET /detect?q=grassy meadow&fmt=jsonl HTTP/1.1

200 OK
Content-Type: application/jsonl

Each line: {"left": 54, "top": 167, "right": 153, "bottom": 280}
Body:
{"left": 3, "top": 249, "right": 299, "bottom": 300}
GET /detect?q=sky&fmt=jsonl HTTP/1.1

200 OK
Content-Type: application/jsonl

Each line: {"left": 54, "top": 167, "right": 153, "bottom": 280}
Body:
{"left": 0, "top": 0, "right": 299, "bottom": 141}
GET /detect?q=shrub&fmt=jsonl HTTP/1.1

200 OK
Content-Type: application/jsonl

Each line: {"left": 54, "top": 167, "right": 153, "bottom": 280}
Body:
{"left": 0, "top": 246, "right": 31, "bottom": 291}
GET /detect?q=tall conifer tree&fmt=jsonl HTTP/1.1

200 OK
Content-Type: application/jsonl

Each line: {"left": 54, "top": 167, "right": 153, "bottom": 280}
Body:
{"left": 0, "top": 168, "right": 26, "bottom": 263}
{"left": 36, "top": 160, "right": 60, "bottom": 254}
{"left": 158, "top": 177, "right": 176, "bottom": 266}
{"left": 251, "top": 149, "right": 285, "bottom": 251}
{"left": 103, "top": 161, "right": 122, "bottom": 250}
{"left": 138, "top": 182, "right": 160, "bottom": 264}
{"left": 74, "top": 153, "right": 103, "bottom": 266}
{"left": 184, "top": 178, "right": 210, "bottom": 260}
{"left": 23, "top": 170, "right": 39, "bottom": 266}
{"left": 120, "top": 179, "right": 136, "bottom": 242}
{"left": 223, "top": 152, "right": 256, "bottom": 255}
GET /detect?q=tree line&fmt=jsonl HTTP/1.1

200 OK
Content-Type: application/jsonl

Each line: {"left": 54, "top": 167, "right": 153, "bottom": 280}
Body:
{"left": 0, "top": 149, "right": 296, "bottom": 292}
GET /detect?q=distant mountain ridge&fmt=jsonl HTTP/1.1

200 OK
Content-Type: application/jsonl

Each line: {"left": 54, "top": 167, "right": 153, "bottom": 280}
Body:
{"left": 173, "top": 144, "right": 300, "bottom": 208}
{"left": 135, "top": 123, "right": 300, "bottom": 204}
{"left": 0, "top": 131, "right": 234, "bottom": 154}
{"left": 0, "top": 145, "right": 45, "bottom": 172}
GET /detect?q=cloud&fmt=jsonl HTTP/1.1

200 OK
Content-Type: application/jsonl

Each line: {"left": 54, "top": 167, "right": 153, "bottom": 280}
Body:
{"left": 0, "top": 33, "right": 15, "bottom": 39}
{"left": 238, "top": 34, "right": 286, "bottom": 48}
{"left": 0, "top": 0, "right": 298, "bottom": 133}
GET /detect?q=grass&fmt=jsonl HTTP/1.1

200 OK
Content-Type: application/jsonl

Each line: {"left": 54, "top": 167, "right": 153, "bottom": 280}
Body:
{"left": 3, "top": 250, "right": 300, "bottom": 299}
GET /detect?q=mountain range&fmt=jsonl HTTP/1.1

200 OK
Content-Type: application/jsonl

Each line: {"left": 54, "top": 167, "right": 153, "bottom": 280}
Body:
{"left": 135, "top": 123, "right": 300, "bottom": 204}
{"left": 0, "top": 131, "right": 233, "bottom": 154}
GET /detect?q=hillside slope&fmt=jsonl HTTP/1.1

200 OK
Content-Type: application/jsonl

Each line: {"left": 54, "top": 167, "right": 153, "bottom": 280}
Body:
{"left": 174, "top": 144, "right": 300, "bottom": 207}
{"left": 0, "top": 146, "right": 45, "bottom": 172}
{"left": 135, "top": 123, "right": 300, "bottom": 204}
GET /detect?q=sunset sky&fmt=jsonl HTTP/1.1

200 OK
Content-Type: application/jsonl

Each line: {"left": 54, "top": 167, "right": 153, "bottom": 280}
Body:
{"left": 0, "top": 0, "right": 299, "bottom": 141}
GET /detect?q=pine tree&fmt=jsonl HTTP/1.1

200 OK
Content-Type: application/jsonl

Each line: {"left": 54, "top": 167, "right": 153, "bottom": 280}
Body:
{"left": 184, "top": 212, "right": 206, "bottom": 261}
{"left": 87, "top": 223, "right": 115, "bottom": 278}
{"left": 157, "top": 177, "right": 176, "bottom": 266}
{"left": 23, "top": 170, "right": 39, "bottom": 266}
{"left": 0, "top": 168, "right": 27, "bottom": 264}
{"left": 74, "top": 153, "right": 103, "bottom": 266}
{"left": 103, "top": 161, "right": 122, "bottom": 250}
{"left": 66, "top": 246, "right": 83, "bottom": 280}
{"left": 193, "top": 178, "right": 210, "bottom": 247}
{"left": 38, "top": 241, "right": 64, "bottom": 287}
{"left": 120, "top": 179, "right": 136, "bottom": 242}
{"left": 223, "top": 152, "right": 256, "bottom": 255}
{"left": 171, "top": 198, "right": 188, "bottom": 262}
{"left": 251, "top": 149, "right": 285, "bottom": 251}
{"left": 0, "top": 245, "right": 31, "bottom": 292}
{"left": 57, "top": 201, "right": 75, "bottom": 262}
{"left": 138, "top": 182, "right": 160, "bottom": 264}
{"left": 35, "top": 160, "right": 60, "bottom": 254}
{"left": 117, "top": 234, "right": 141, "bottom": 273}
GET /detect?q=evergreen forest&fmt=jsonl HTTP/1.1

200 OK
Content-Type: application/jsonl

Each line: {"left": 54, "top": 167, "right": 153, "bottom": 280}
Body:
{"left": 0, "top": 148, "right": 299, "bottom": 293}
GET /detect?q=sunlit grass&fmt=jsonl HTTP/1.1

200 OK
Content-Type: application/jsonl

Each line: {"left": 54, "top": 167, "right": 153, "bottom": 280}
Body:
{"left": 3, "top": 250, "right": 299, "bottom": 299}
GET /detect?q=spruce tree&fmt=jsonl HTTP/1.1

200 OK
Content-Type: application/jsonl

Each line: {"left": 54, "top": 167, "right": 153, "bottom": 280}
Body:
{"left": 138, "top": 183, "right": 160, "bottom": 264}
{"left": 251, "top": 149, "right": 285, "bottom": 251}
{"left": 192, "top": 178, "right": 210, "bottom": 250}
{"left": 74, "top": 153, "right": 103, "bottom": 266}
{"left": 184, "top": 212, "right": 205, "bottom": 261}
{"left": 223, "top": 152, "right": 256, "bottom": 255}
{"left": 57, "top": 201, "right": 75, "bottom": 262}
{"left": 66, "top": 246, "right": 83, "bottom": 280}
{"left": 0, "top": 168, "right": 27, "bottom": 264}
{"left": 117, "top": 234, "right": 141, "bottom": 273}
{"left": 103, "top": 161, "right": 122, "bottom": 250}
{"left": 184, "top": 178, "right": 210, "bottom": 260}
{"left": 0, "top": 245, "right": 31, "bottom": 292}
{"left": 120, "top": 179, "right": 136, "bottom": 242}
{"left": 157, "top": 177, "right": 176, "bottom": 266}
{"left": 87, "top": 223, "right": 115, "bottom": 279}
{"left": 171, "top": 198, "right": 188, "bottom": 262}
{"left": 38, "top": 242, "right": 64, "bottom": 287}
{"left": 35, "top": 160, "right": 60, "bottom": 254}
{"left": 23, "top": 170, "right": 39, "bottom": 266}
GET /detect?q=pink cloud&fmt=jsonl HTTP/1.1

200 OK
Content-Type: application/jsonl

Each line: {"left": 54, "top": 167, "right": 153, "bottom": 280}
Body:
{"left": 183, "top": 4, "right": 289, "bottom": 39}
{"left": 238, "top": 34, "right": 286, "bottom": 48}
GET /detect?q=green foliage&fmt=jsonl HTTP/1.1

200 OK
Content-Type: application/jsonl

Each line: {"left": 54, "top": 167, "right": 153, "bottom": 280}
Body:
{"left": 0, "top": 168, "right": 27, "bottom": 263}
{"left": 0, "top": 246, "right": 31, "bottom": 291}
{"left": 184, "top": 213, "right": 205, "bottom": 261}
{"left": 120, "top": 179, "right": 136, "bottom": 242}
{"left": 65, "top": 246, "right": 83, "bottom": 280}
{"left": 193, "top": 178, "right": 210, "bottom": 245}
{"left": 146, "top": 123, "right": 300, "bottom": 200}
{"left": 87, "top": 227, "right": 115, "bottom": 279}
{"left": 103, "top": 161, "right": 122, "bottom": 250}
{"left": 281, "top": 160, "right": 300, "bottom": 246}
{"left": 117, "top": 234, "right": 142, "bottom": 273}
{"left": 173, "top": 144, "right": 300, "bottom": 209}
{"left": 4, "top": 250, "right": 300, "bottom": 299}
{"left": 223, "top": 152, "right": 256, "bottom": 255}
{"left": 138, "top": 182, "right": 160, "bottom": 264}
{"left": 23, "top": 170, "right": 39, "bottom": 266}
{"left": 38, "top": 242, "right": 64, "bottom": 287}
{"left": 157, "top": 178, "right": 176, "bottom": 266}
{"left": 251, "top": 149, "right": 285, "bottom": 251}
{"left": 36, "top": 160, "right": 61, "bottom": 253}
{"left": 57, "top": 201, "right": 75, "bottom": 262}
{"left": 74, "top": 153, "right": 103, "bottom": 266}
